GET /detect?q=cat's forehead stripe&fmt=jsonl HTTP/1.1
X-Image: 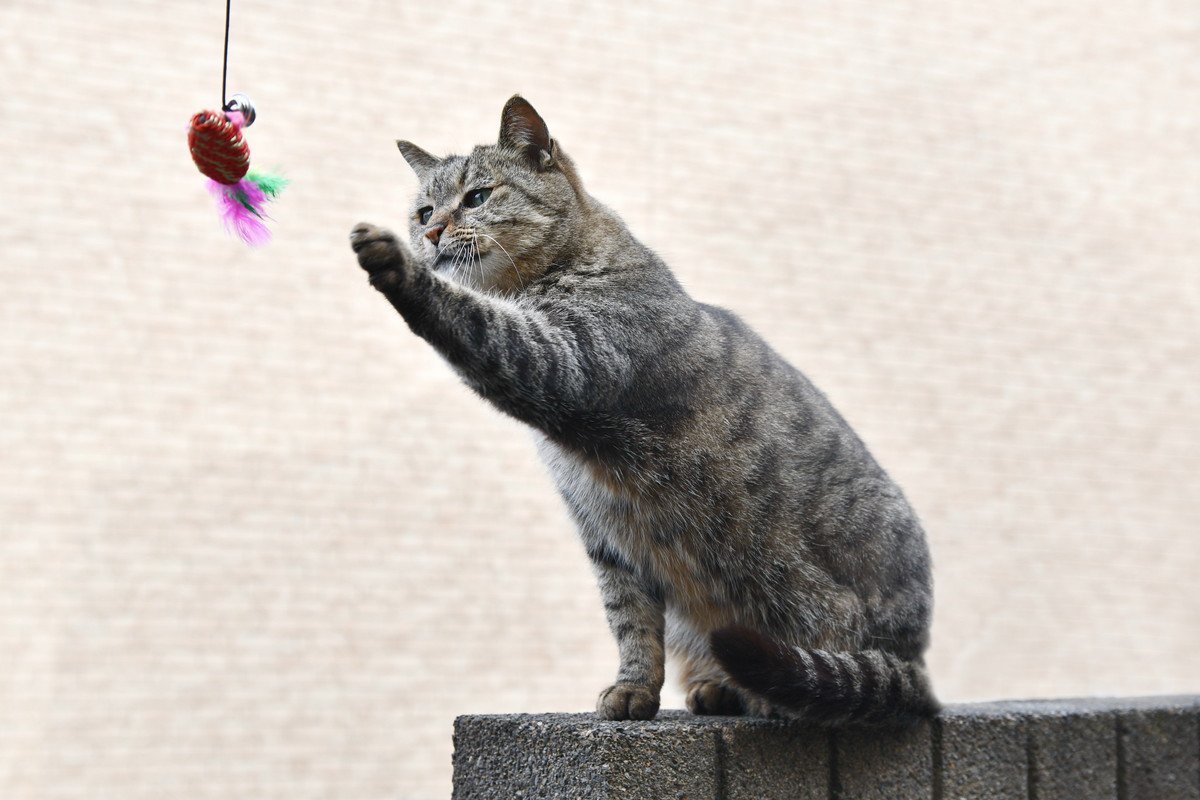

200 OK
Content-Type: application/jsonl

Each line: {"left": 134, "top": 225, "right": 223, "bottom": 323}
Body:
{"left": 423, "top": 155, "right": 467, "bottom": 200}
{"left": 428, "top": 152, "right": 506, "bottom": 200}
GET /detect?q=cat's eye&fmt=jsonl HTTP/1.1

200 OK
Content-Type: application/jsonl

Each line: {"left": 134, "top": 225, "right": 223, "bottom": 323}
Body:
{"left": 462, "top": 187, "right": 492, "bottom": 209}
{"left": 418, "top": 206, "right": 433, "bottom": 225}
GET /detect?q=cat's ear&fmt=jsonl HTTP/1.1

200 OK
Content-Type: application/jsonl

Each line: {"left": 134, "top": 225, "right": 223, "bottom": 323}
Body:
{"left": 498, "top": 95, "right": 553, "bottom": 170}
{"left": 396, "top": 140, "right": 440, "bottom": 179}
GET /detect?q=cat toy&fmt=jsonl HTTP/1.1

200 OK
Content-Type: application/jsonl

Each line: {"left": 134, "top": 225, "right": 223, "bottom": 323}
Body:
{"left": 187, "top": 0, "right": 286, "bottom": 245}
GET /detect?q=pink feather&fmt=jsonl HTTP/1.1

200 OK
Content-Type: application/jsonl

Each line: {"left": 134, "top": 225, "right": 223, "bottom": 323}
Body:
{"left": 205, "top": 177, "right": 272, "bottom": 246}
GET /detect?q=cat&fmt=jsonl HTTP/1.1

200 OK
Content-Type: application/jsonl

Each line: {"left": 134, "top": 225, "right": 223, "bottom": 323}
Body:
{"left": 350, "top": 96, "right": 938, "bottom": 726}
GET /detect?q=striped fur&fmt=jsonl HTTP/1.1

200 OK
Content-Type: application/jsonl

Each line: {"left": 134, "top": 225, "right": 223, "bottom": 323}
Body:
{"left": 710, "top": 626, "right": 938, "bottom": 726}
{"left": 350, "top": 96, "right": 937, "bottom": 727}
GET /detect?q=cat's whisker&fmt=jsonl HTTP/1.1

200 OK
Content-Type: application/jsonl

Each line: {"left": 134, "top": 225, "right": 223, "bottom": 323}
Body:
{"left": 450, "top": 239, "right": 469, "bottom": 284}
{"left": 471, "top": 230, "right": 486, "bottom": 289}
{"left": 477, "top": 232, "right": 524, "bottom": 290}
{"left": 443, "top": 243, "right": 457, "bottom": 282}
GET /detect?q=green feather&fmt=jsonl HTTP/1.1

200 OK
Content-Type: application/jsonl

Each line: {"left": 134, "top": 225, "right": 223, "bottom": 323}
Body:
{"left": 233, "top": 187, "right": 260, "bottom": 215}
{"left": 246, "top": 170, "right": 290, "bottom": 198}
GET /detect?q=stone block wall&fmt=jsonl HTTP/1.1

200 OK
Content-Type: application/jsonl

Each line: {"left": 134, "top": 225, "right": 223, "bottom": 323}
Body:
{"left": 454, "top": 697, "right": 1200, "bottom": 799}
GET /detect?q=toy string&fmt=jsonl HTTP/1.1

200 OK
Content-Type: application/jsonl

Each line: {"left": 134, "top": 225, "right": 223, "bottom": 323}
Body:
{"left": 221, "top": 0, "right": 232, "bottom": 110}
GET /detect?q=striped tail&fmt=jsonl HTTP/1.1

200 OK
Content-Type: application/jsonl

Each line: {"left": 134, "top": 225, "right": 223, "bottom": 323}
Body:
{"left": 709, "top": 626, "right": 939, "bottom": 727}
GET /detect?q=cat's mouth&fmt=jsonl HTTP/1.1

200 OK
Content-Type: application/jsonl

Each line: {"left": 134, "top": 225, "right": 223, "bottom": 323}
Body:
{"left": 432, "top": 247, "right": 475, "bottom": 271}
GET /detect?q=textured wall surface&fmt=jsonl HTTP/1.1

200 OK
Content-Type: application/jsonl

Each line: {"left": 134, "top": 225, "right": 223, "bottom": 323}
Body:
{"left": 2, "top": 1, "right": 1198, "bottom": 798}
{"left": 453, "top": 697, "right": 1200, "bottom": 799}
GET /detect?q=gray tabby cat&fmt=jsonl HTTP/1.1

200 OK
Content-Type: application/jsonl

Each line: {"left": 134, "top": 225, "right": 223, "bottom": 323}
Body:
{"left": 350, "top": 96, "right": 938, "bottom": 726}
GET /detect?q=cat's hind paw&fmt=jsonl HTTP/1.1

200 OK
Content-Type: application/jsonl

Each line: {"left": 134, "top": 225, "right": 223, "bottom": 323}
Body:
{"left": 685, "top": 680, "right": 746, "bottom": 716}
{"left": 597, "top": 682, "right": 660, "bottom": 721}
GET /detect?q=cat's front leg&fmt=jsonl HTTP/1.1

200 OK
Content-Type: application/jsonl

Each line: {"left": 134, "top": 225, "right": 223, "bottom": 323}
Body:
{"left": 590, "top": 543, "right": 665, "bottom": 721}
{"left": 350, "top": 222, "right": 608, "bottom": 437}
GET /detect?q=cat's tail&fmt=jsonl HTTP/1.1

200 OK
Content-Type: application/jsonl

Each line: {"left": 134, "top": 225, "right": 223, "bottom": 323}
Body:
{"left": 709, "top": 626, "right": 939, "bottom": 727}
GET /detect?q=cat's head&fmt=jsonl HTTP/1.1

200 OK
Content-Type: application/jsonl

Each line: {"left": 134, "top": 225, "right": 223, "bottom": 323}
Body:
{"left": 397, "top": 96, "right": 587, "bottom": 294}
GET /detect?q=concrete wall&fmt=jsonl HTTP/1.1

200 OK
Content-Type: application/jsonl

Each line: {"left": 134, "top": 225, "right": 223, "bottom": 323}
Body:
{"left": 453, "top": 697, "right": 1200, "bottom": 799}
{"left": 2, "top": 0, "right": 1198, "bottom": 797}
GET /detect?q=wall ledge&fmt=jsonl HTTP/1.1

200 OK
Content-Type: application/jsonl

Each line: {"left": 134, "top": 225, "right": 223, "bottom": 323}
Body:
{"left": 452, "top": 696, "right": 1200, "bottom": 799}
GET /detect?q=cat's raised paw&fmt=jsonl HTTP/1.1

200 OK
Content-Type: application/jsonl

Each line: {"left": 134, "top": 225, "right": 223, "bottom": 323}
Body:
{"left": 596, "top": 682, "right": 660, "bottom": 721}
{"left": 686, "top": 680, "right": 746, "bottom": 716}
{"left": 350, "top": 222, "right": 406, "bottom": 279}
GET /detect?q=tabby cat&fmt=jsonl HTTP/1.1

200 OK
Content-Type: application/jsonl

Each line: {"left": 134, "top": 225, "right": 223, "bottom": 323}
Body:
{"left": 350, "top": 96, "right": 938, "bottom": 726}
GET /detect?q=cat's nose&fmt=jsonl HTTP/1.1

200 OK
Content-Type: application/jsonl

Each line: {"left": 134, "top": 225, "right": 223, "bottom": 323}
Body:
{"left": 425, "top": 224, "right": 446, "bottom": 246}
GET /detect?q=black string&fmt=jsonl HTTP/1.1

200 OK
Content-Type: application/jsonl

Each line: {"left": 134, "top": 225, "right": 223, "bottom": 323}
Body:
{"left": 221, "top": 0, "right": 232, "bottom": 109}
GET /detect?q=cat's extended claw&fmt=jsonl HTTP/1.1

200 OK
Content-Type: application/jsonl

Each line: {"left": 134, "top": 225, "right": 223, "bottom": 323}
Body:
{"left": 596, "top": 682, "right": 660, "bottom": 721}
{"left": 350, "top": 222, "right": 406, "bottom": 279}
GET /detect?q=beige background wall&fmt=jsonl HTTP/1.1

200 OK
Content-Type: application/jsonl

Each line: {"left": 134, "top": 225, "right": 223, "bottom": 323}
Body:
{"left": 2, "top": 1, "right": 1198, "bottom": 797}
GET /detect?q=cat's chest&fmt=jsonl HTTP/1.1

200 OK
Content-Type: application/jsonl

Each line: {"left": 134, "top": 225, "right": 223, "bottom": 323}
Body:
{"left": 534, "top": 436, "right": 657, "bottom": 530}
{"left": 534, "top": 436, "right": 720, "bottom": 606}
